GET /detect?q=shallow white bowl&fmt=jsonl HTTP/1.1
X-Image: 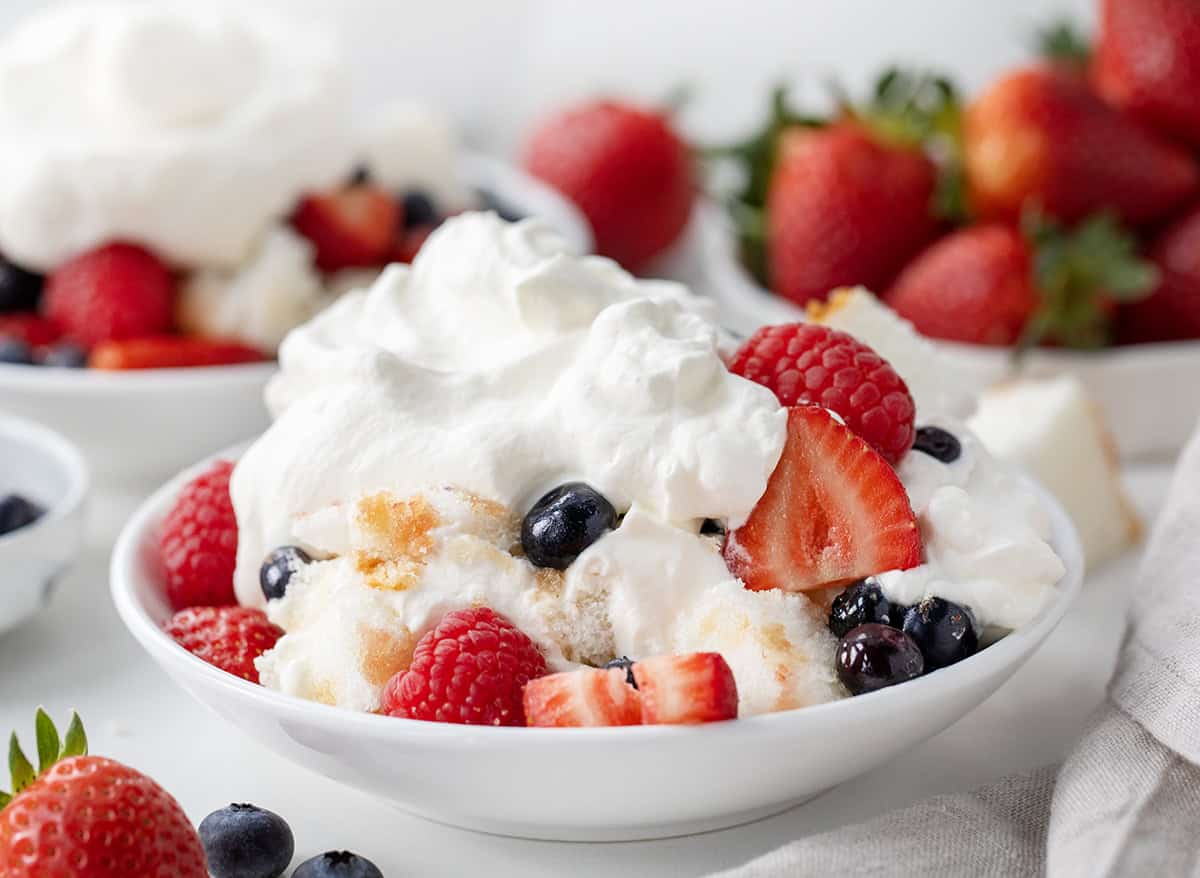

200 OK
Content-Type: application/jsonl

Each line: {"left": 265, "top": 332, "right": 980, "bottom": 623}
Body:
{"left": 0, "top": 414, "right": 88, "bottom": 635}
{"left": 112, "top": 449, "right": 1082, "bottom": 841}
{"left": 669, "top": 201, "right": 1200, "bottom": 461}
{"left": 0, "top": 154, "right": 591, "bottom": 487}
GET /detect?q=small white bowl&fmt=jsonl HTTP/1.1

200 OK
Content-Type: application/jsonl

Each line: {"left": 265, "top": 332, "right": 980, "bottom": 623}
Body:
{"left": 0, "top": 154, "right": 591, "bottom": 487}
{"left": 112, "top": 448, "right": 1082, "bottom": 841}
{"left": 0, "top": 414, "right": 88, "bottom": 635}
{"left": 670, "top": 201, "right": 1200, "bottom": 461}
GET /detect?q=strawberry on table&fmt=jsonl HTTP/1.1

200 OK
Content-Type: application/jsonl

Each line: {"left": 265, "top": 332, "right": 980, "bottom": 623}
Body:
{"left": 524, "top": 100, "right": 694, "bottom": 272}
{"left": 723, "top": 406, "right": 922, "bottom": 593}
{"left": 1118, "top": 203, "right": 1200, "bottom": 343}
{"left": 165, "top": 606, "right": 284, "bottom": 684}
{"left": 728, "top": 323, "right": 916, "bottom": 463}
{"left": 42, "top": 242, "right": 175, "bottom": 349}
{"left": 633, "top": 653, "right": 738, "bottom": 725}
{"left": 159, "top": 459, "right": 239, "bottom": 610}
{"left": 0, "top": 710, "right": 208, "bottom": 878}
{"left": 1093, "top": 0, "right": 1200, "bottom": 149}
{"left": 291, "top": 182, "right": 400, "bottom": 272}
{"left": 523, "top": 667, "right": 643, "bottom": 728}
{"left": 886, "top": 213, "right": 1157, "bottom": 348}
{"left": 964, "top": 66, "right": 1198, "bottom": 226}
{"left": 88, "top": 335, "right": 265, "bottom": 370}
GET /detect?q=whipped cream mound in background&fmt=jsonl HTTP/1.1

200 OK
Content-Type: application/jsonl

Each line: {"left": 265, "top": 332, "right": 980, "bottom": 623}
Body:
{"left": 0, "top": 2, "right": 351, "bottom": 270}
{"left": 233, "top": 212, "right": 789, "bottom": 606}
{"left": 356, "top": 102, "right": 473, "bottom": 210}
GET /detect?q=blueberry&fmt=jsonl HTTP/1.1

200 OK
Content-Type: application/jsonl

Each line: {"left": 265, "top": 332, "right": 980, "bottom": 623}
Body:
{"left": 39, "top": 343, "right": 87, "bottom": 368}
{"left": 293, "top": 851, "right": 383, "bottom": 878}
{"left": 400, "top": 190, "right": 440, "bottom": 228}
{"left": 0, "top": 494, "right": 43, "bottom": 536}
{"left": 476, "top": 187, "right": 524, "bottom": 222}
{"left": 0, "top": 258, "right": 43, "bottom": 312}
{"left": 198, "top": 803, "right": 294, "bottom": 878}
{"left": 828, "top": 579, "right": 906, "bottom": 638}
{"left": 901, "top": 597, "right": 979, "bottom": 670}
{"left": 913, "top": 426, "right": 961, "bottom": 463}
{"left": 699, "top": 518, "right": 726, "bottom": 537}
{"left": 521, "top": 482, "right": 616, "bottom": 569}
{"left": 836, "top": 624, "right": 924, "bottom": 695}
{"left": 604, "top": 656, "right": 637, "bottom": 688}
{"left": 0, "top": 337, "right": 33, "bottom": 365}
{"left": 346, "top": 163, "right": 371, "bottom": 186}
{"left": 260, "top": 546, "right": 312, "bottom": 601}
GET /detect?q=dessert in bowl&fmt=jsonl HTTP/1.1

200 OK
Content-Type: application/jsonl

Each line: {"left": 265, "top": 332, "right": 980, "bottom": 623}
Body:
{"left": 0, "top": 3, "right": 588, "bottom": 482}
{"left": 113, "top": 213, "right": 1081, "bottom": 839}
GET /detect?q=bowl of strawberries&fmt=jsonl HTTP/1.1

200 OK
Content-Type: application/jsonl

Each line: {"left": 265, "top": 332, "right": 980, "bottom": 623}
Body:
{"left": 685, "top": 0, "right": 1200, "bottom": 460}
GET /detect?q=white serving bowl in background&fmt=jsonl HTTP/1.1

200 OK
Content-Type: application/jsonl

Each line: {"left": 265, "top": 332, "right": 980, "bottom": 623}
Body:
{"left": 0, "top": 154, "right": 591, "bottom": 488}
{"left": 666, "top": 200, "right": 1200, "bottom": 462}
{"left": 112, "top": 447, "right": 1082, "bottom": 842}
{"left": 0, "top": 414, "right": 88, "bottom": 635}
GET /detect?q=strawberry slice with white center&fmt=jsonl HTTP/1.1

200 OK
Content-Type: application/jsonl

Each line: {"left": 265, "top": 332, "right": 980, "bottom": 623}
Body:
{"left": 291, "top": 184, "right": 400, "bottom": 272}
{"left": 724, "top": 406, "right": 921, "bottom": 593}
{"left": 523, "top": 667, "right": 643, "bottom": 727}
{"left": 633, "top": 653, "right": 739, "bottom": 725}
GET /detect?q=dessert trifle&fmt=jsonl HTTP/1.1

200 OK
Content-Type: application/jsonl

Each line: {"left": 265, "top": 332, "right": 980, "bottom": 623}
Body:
{"left": 0, "top": 2, "right": 474, "bottom": 370}
{"left": 151, "top": 210, "right": 1068, "bottom": 727}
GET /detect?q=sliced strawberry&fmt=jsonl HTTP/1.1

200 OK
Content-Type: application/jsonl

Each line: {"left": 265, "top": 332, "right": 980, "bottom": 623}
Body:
{"left": 292, "top": 185, "right": 400, "bottom": 272}
{"left": 523, "top": 667, "right": 643, "bottom": 728}
{"left": 89, "top": 336, "right": 266, "bottom": 370}
{"left": 0, "top": 312, "right": 61, "bottom": 346}
{"left": 632, "top": 653, "right": 738, "bottom": 725}
{"left": 724, "top": 406, "right": 921, "bottom": 593}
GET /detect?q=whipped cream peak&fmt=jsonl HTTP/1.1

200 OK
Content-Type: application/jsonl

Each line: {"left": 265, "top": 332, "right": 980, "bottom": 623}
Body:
{"left": 0, "top": 2, "right": 351, "bottom": 270}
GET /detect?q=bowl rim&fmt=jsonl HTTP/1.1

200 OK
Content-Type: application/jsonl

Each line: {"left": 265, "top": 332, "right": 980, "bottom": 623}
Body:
{"left": 111, "top": 446, "right": 1083, "bottom": 743}
{"left": 0, "top": 412, "right": 89, "bottom": 547}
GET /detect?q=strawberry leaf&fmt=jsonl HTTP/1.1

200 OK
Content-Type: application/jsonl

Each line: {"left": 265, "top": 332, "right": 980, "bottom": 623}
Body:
{"left": 60, "top": 712, "right": 87, "bottom": 759}
{"left": 0, "top": 791, "right": 10, "bottom": 809}
{"left": 8, "top": 733, "right": 34, "bottom": 796}
{"left": 1037, "top": 19, "right": 1091, "bottom": 68}
{"left": 34, "top": 708, "right": 59, "bottom": 774}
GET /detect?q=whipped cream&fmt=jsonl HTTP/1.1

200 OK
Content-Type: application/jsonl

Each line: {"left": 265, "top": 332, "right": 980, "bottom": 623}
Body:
{"left": 355, "top": 102, "right": 473, "bottom": 210}
{"left": 0, "top": 2, "right": 351, "bottom": 270}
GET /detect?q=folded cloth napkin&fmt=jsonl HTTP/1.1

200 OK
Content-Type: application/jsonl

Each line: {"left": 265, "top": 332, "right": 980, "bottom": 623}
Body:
{"left": 715, "top": 429, "right": 1200, "bottom": 878}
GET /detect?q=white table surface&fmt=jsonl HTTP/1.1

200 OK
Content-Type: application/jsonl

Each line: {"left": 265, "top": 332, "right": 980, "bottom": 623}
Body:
{"left": 0, "top": 463, "right": 1173, "bottom": 878}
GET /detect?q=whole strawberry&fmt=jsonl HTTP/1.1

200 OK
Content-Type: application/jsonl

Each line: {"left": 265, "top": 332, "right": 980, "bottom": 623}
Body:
{"left": 42, "top": 242, "right": 175, "bottom": 349}
{"left": 0, "top": 710, "right": 208, "bottom": 878}
{"left": 160, "top": 459, "right": 239, "bottom": 610}
{"left": 886, "top": 214, "right": 1157, "bottom": 348}
{"left": 728, "top": 323, "right": 916, "bottom": 463}
{"left": 1119, "top": 203, "right": 1200, "bottom": 343}
{"left": 964, "top": 66, "right": 1197, "bottom": 226}
{"left": 165, "top": 606, "right": 284, "bottom": 683}
{"left": 381, "top": 606, "right": 548, "bottom": 725}
{"left": 1093, "top": 0, "right": 1200, "bottom": 148}
{"left": 524, "top": 100, "right": 694, "bottom": 272}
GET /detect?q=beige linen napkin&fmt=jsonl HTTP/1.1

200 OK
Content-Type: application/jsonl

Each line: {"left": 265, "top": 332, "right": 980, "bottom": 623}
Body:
{"left": 716, "top": 429, "right": 1200, "bottom": 878}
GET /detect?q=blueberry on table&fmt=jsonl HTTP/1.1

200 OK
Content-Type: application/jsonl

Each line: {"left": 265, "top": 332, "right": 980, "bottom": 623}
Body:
{"left": 902, "top": 597, "right": 979, "bottom": 670}
{"left": 0, "top": 493, "right": 43, "bottom": 536}
{"left": 912, "top": 426, "right": 961, "bottom": 463}
{"left": 198, "top": 803, "right": 295, "bottom": 878}
{"left": 521, "top": 482, "right": 617, "bottom": 569}
{"left": 604, "top": 655, "right": 638, "bottom": 688}
{"left": 400, "top": 189, "right": 440, "bottom": 228}
{"left": 836, "top": 624, "right": 925, "bottom": 695}
{"left": 293, "top": 850, "right": 384, "bottom": 878}
{"left": 260, "top": 545, "right": 313, "bottom": 601}
{"left": 0, "top": 258, "right": 43, "bottom": 312}
{"left": 0, "top": 337, "right": 33, "bottom": 365}
{"left": 828, "top": 579, "right": 906, "bottom": 638}
{"left": 39, "top": 342, "right": 88, "bottom": 368}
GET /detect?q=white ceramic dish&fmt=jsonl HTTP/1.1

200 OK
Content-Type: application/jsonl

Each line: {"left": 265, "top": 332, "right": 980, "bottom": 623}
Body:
{"left": 112, "top": 447, "right": 1082, "bottom": 842}
{"left": 0, "top": 414, "right": 88, "bottom": 635}
{"left": 0, "top": 154, "right": 591, "bottom": 487}
{"left": 669, "top": 200, "right": 1200, "bottom": 461}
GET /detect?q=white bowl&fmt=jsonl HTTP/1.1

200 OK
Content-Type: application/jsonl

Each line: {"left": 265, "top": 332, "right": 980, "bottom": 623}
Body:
{"left": 111, "top": 448, "right": 1082, "bottom": 842}
{"left": 0, "top": 414, "right": 88, "bottom": 635}
{"left": 0, "top": 154, "right": 591, "bottom": 487}
{"left": 669, "top": 201, "right": 1200, "bottom": 461}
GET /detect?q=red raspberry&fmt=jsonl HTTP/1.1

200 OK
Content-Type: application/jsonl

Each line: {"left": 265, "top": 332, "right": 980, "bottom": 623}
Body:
{"left": 42, "top": 242, "right": 175, "bottom": 349}
{"left": 381, "top": 607, "right": 548, "bottom": 726}
{"left": 729, "top": 323, "right": 916, "bottom": 464}
{"left": 160, "top": 460, "right": 239, "bottom": 611}
{"left": 165, "top": 606, "right": 283, "bottom": 683}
